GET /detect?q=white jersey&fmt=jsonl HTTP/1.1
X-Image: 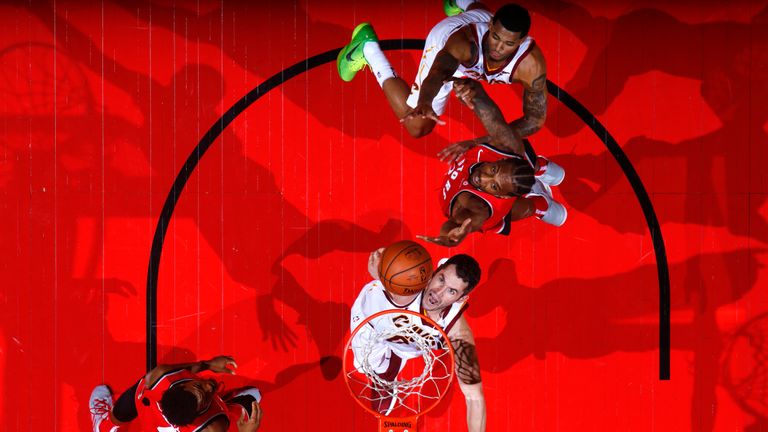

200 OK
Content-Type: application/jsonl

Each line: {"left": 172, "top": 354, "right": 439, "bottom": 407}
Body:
{"left": 406, "top": 8, "right": 536, "bottom": 114}
{"left": 350, "top": 280, "right": 468, "bottom": 374}
{"left": 350, "top": 280, "right": 467, "bottom": 334}
{"left": 455, "top": 18, "right": 535, "bottom": 85}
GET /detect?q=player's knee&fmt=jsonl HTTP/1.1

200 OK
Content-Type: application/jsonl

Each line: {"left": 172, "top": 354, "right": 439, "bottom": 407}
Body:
{"left": 404, "top": 121, "right": 435, "bottom": 138}
{"left": 406, "top": 127, "right": 429, "bottom": 138}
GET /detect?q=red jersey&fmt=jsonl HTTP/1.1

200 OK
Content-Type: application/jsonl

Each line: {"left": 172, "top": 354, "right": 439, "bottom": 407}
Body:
{"left": 136, "top": 369, "right": 237, "bottom": 432}
{"left": 439, "top": 144, "right": 524, "bottom": 235}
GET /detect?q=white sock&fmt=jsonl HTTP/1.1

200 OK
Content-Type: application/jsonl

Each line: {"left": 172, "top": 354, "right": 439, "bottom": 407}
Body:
{"left": 456, "top": 0, "right": 477, "bottom": 11}
{"left": 363, "top": 41, "right": 397, "bottom": 87}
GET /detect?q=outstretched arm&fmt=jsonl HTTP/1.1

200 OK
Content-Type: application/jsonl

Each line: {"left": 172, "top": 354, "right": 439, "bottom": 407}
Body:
{"left": 144, "top": 356, "right": 238, "bottom": 387}
{"left": 438, "top": 79, "right": 525, "bottom": 162}
{"left": 418, "top": 196, "right": 488, "bottom": 247}
{"left": 439, "top": 53, "right": 547, "bottom": 161}
{"left": 449, "top": 316, "right": 486, "bottom": 432}
{"left": 465, "top": 80, "right": 525, "bottom": 155}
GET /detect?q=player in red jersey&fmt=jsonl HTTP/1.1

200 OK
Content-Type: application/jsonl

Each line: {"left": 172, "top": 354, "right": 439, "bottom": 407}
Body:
{"left": 89, "top": 355, "right": 263, "bottom": 432}
{"left": 419, "top": 79, "right": 567, "bottom": 247}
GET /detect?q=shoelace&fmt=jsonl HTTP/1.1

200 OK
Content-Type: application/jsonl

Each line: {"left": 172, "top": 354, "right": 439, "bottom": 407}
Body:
{"left": 90, "top": 399, "right": 112, "bottom": 416}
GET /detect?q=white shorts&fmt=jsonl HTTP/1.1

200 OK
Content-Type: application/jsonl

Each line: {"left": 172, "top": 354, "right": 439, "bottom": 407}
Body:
{"left": 406, "top": 9, "right": 493, "bottom": 115}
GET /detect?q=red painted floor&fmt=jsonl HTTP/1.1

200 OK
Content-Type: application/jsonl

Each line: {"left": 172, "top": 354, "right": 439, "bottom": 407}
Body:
{"left": 1, "top": 0, "right": 767, "bottom": 431}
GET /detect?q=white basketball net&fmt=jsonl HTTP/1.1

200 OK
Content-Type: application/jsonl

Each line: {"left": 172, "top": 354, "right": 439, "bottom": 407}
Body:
{"left": 346, "top": 312, "right": 454, "bottom": 417}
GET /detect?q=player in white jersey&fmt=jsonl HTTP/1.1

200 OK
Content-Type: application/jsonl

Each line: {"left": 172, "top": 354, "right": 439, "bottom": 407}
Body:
{"left": 350, "top": 248, "right": 486, "bottom": 432}
{"left": 337, "top": 2, "right": 547, "bottom": 143}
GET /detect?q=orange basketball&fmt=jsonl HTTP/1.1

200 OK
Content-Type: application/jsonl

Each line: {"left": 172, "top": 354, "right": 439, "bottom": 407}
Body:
{"left": 378, "top": 240, "right": 433, "bottom": 296}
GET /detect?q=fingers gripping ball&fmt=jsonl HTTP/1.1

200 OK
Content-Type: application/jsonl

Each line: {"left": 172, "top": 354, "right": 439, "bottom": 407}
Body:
{"left": 378, "top": 241, "right": 433, "bottom": 296}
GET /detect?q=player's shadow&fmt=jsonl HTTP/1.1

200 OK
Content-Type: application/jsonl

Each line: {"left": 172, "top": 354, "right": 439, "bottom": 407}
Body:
{"left": 471, "top": 250, "right": 761, "bottom": 366}
{"left": 469, "top": 249, "right": 763, "bottom": 431}
{"left": 550, "top": 127, "right": 768, "bottom": 241}
{"left": 0, "top": 41, "right": 383, "bottom": 429}
{"left": 0, "top": 42, "right": 155, "bottom": 432}
{"left": 22, "top": 3, "right": 415, "bottom": 378}
{"left": 525, "top": 1, "right": 768, "bottom": 138}
{"left": 521, "top": 2, "right": 768, "bottom": 242}
{"left": 720, "top": 311, "right": 768, "bottom": 430}
{"left": 104, "top": 0, "right": 464, "bottom": 157}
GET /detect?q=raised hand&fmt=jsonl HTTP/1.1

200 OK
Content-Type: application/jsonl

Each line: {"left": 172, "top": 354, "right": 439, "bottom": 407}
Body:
{"left": 450, "top": 77, "right": 480, "bottom": 110}
{"left": 400, "top": 103, "right": 445, "bottom": 125}
{"left": 237, "top": 401, "right": 263, "bottom": 432}
{"left": 438, "top": 139, "right": 476, "bottom": 163}
{"left": 417, "top": 218, "right": 473, "bottom": 247}
{"left": 257, "top": 295, "right": 298, "bottom": 352}
{"left": 367, "top": 247, "right": 385, "bottom": 280}
{"left": 205, "top": 355, "right": 238, "bottom": 374}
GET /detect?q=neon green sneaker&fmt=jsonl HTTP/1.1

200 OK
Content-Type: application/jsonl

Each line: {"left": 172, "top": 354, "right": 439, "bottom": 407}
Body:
{"left": 337, "top": 23, "right": 379, "bottom": 82}
{"left": 443, "top": 0, "right": 464, "bottom": 16}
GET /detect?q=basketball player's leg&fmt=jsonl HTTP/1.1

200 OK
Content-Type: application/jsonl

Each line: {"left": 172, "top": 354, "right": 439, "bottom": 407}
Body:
{"left": 382, "top": 77, "right": 438, "bottom": 138}
{"left": 534, "top": 155, "right": 565, "bottom": 186}
{"left": 397, "top": 20, "right": 456, "bottom": 137}
{"left": 509, "top": 180, "right": 568, "bottom": 227}
{"left": 337, "top": 24, "right": 437, "bottom": 137}
{"left": 338, "top": 14, "right": 457, "bottom": 138}
{"left": 372, "top": 353, "right": 404, "bottom": 414}
{"left": 356, "top": 39, "right": 436, "bottom": 137}
{"left": 507, "top": 197, "right": 536, "bottom": 222}
{"left": 90, "top": 379, "right": 140, "bottom": 431}
{"left": 351, "top": 337, "right": 403, "bottom": 414}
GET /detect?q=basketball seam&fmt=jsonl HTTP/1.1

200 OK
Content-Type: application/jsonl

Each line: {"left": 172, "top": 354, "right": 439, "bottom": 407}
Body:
{"left": 387, "top": 258, "right": 433, "bottom": 285}
{"left": 382, "top": 244, "right": 419, "bottom": 282}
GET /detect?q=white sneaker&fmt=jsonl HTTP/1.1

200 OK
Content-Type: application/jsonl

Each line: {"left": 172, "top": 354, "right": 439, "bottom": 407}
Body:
{"left": 536, "top": 156, "right": 565, "bottom": 186}
{"left": 530, "top": 180, "right": 567, "bottom": 227}
{"left": 89, "top": 385, "right": 113, "bottom": 432}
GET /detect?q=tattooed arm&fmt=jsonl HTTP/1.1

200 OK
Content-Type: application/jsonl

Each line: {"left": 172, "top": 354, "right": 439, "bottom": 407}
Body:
{"left": 456, "top": 79, "right": 525, "bottom": 155}
{"left": 438, "top": 78, "right": 528, "bottom": 163}
{"left": 449, "top": 315, "right": 486, "bottom": 432}
{"left": 509, "top": 50, "right": 547, "bottom": 137}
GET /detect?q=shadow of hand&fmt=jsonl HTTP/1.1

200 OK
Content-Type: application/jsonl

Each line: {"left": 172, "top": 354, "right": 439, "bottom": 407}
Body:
{"left": 257, "top": 295, "right": 298, "bottom": 352}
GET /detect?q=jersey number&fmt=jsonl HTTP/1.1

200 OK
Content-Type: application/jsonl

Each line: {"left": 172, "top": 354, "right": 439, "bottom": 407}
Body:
{"left": 442, "top": 158, "right": 465, "bottom": 199}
